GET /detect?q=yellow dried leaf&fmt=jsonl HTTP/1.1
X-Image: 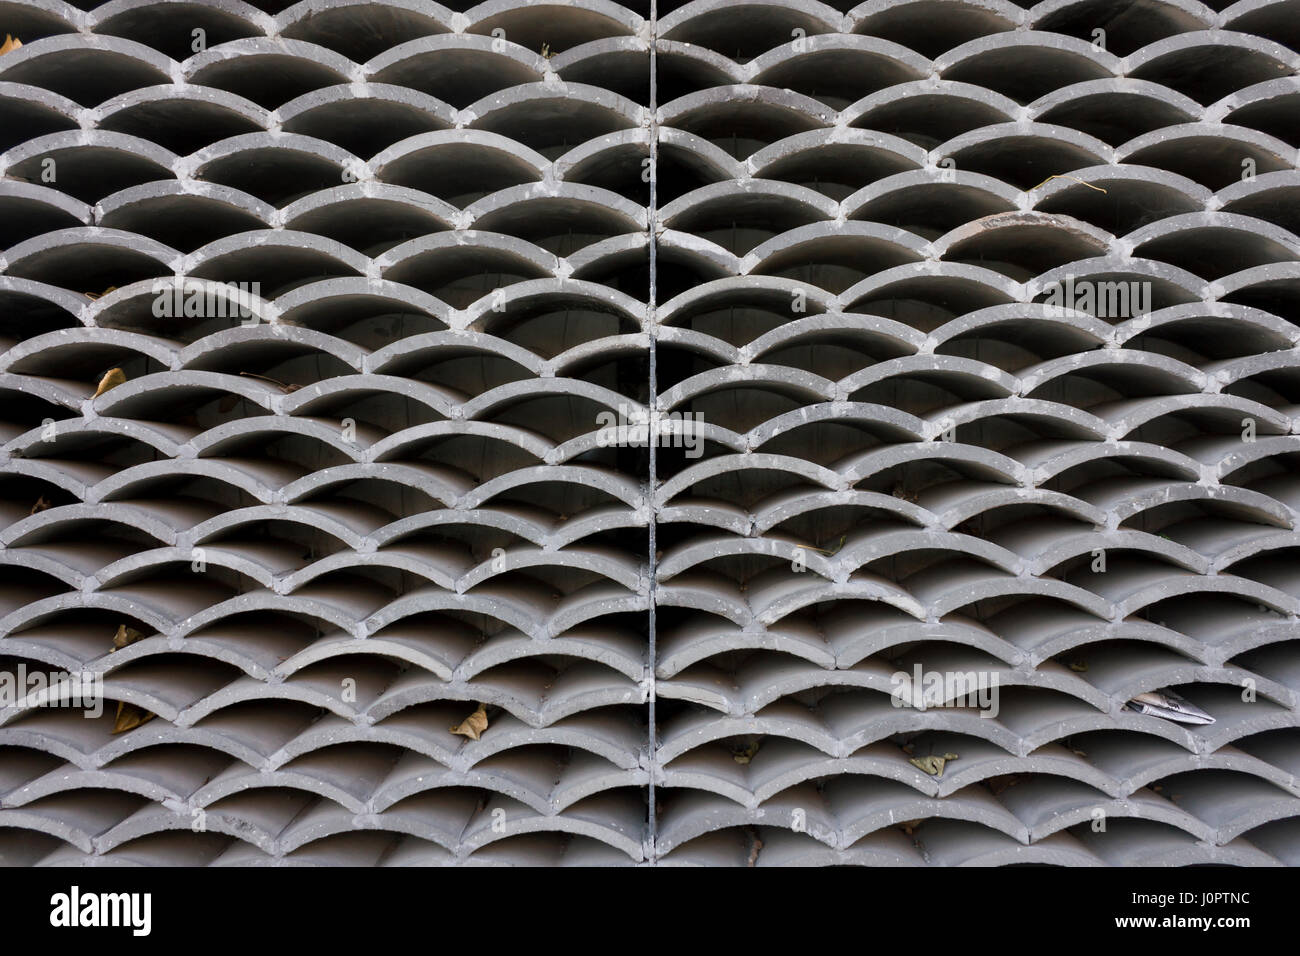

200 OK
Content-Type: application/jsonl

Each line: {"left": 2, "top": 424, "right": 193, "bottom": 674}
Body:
{"left": 112, "top": 701, "right": 155, "bottom": 734}
{"left": 93, "top": 368, "right": 126, "bottom": 398}
{"left": 732, "top": 740, "right": 760, "bottom": 764}
{"left": 0, "top": 35, "right": 20, "bottom": 56}
{"left": 29, "top": 496, "right": 50, "bottom": 516}
{"left": 450, "top": 702, "right": 488, "bottom": 740}
{"left": 899, "top": 818, "right": 923, "bottom": 835}
{"left": 1069, "top": 660, "right": 1088, "bottom": 672}
{"left": 909, "top": 752, "right": 959, "bottom": 777}
{"left": 112, "top": 624, "right": 144, "bottom": 651}
{"left": 84, "top": 286, "right": 117, "bottom": 300}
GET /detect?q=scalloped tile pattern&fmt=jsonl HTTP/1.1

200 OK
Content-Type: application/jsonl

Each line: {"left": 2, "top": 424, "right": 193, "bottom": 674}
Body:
{"left": 2, "top": 0, "right": 1300, "bottom": 867}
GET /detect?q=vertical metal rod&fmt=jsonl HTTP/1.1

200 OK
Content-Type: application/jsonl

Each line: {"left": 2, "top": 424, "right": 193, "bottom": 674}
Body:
{"left": 646, "top": 0, "right": 660, "bottom": 865}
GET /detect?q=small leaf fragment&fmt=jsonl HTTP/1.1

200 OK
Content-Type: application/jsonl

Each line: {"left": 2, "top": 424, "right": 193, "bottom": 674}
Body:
{"left": 0, "top": 35, "right": 21, "bottom": 56}
{"left": 112, "top": 701, "right": 155, "bottom": 734}
{"left": 909, "top": 752, "right": 959, "bottom": 777}
{"left": 112, "top": 624, "right": 144, "bottom": 651}
{"left": 238, "top": 371, "right": 299, "bottom": 393}
{"left": 93, "top": 368, "right": 126, "bottom": 398}
{"left": 450, "top": 702, "right": 488, "bottom": 740}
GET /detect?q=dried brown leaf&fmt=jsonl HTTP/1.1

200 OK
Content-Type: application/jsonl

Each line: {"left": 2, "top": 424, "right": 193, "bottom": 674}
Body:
{"left": 112, "top": 624, "right": 144, "bottom": 651}
{"left": 112, "top": 701, "right": 155, "bottom": 734}
{"left": 450, "top": 702, "right": 488, "bottom": 740}
{"left": 93, "top": 368, "right": 126, "bottom": 398}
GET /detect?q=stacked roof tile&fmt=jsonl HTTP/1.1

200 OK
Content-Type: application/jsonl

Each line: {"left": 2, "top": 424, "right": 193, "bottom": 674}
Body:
{"left": 1, "top": 0, "right": 1299, "bottom": 867}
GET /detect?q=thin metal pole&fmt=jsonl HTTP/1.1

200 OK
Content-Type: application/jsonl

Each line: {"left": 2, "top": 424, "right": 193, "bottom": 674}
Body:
{"left": 646, "top": 0, "right": 660, "bottom": 865}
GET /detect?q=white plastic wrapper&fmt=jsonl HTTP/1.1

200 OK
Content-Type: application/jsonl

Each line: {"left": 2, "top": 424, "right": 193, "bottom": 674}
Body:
{"left": 1126, "top": 688, "right": 1215, "bottom": 725}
